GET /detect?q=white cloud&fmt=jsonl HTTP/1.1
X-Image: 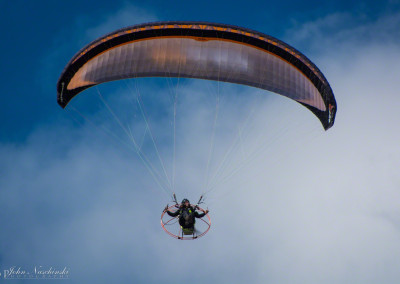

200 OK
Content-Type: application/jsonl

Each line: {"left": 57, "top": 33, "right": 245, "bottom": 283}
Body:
{"left": 84, "top": 4, "right": 158, "bottom": 42}
{"left": 284, "top": 11, "right": 400, "bottom": 56}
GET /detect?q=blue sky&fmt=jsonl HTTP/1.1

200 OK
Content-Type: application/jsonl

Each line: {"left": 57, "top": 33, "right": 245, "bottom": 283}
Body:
{"left": 1, "top": 1, "right": 400, "bottom": 283}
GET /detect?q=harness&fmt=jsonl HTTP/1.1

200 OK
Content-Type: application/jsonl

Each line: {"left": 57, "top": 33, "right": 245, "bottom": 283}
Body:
{"left": 180, "top": 207, "right": 195, "bottom": 227}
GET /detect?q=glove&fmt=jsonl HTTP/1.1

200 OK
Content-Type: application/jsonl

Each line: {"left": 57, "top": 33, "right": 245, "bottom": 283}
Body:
{"left": 164, "top": 204, "right": 169, "bottom": 212}
{"left": 204, "top": 210, "right": 209, "bottom": 215}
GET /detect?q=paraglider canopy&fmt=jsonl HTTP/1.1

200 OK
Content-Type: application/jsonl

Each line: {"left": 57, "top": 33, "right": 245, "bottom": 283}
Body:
{"left": 57, "top": 21, "right": 337, "bottom": 130}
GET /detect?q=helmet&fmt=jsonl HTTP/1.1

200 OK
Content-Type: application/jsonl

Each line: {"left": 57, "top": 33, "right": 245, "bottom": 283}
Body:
{"left": 181, "top": 199, "right": 190, "bottom": 205}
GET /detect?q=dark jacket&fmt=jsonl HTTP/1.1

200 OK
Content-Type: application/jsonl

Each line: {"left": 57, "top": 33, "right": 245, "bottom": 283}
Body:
{"left": 167, "top": 206, "right": 205, "bottom": 228}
